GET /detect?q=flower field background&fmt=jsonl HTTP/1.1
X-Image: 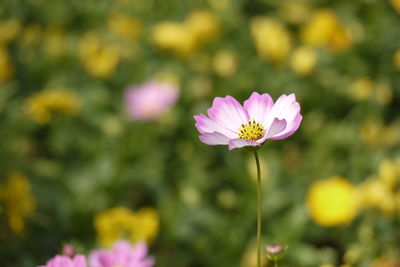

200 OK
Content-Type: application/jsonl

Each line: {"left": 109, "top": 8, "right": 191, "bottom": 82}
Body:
{"left": 1, "top": 0, "right": 400, "bottom": 266}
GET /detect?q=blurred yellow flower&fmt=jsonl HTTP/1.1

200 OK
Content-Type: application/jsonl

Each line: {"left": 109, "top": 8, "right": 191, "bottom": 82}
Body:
{"left": 0, "top": 45, "right": 14, "bottom": 82}
{"left": 374, "top": 82, "right": 393, "bottom": 106}
{"left": 307, "top": 176, "right": 358, "bottom": 227}
{"left": 378, "top": 159, "right": 398, "bottom": 190}
{"left": 350, "top": 77, "right": 374, "bottom": 101}
{"left": 79, "top": 33, "right": 120, "bottom": 78}
{"left": 393, "top": 49, "right": 400, "bottom": 70}
{"left": 151, "top": 22, "right": 197, "bottom": 57}
{"left": 360, "top": 119, "right": 382, "bottom": 149}
{"left": 0, "top": 172, "right": 36, "bottom": 233}
{"left": 329, "top": 25, "right": 353, "bottom": 52}
{"left": 279, "top": 0, "right": 310, "bottom": 24}
{"left": 343, "top": 245, "right": 362, "bottom": 265}
{"left": 357, "top": 177, "right": 397, "bottom": 215}
{"left": 94, "top": 206, "right": 159, "bottom": 247}
{"left": 290, "top": 46, "right": 317, "bottom": 76}
{"left": 0, "top": 18, "right": 21, "bottom": 45}
{"left": 300, "top": 8, "right": 352, "bottom": 52}
{"left": 360, "top": 119, "right": 400, "bottom": 149}
{"left": 108, "top": 13, "right": 142, "bottom": 40}
{"left": 300, "top": 9, "right": 338, "bottom": 46}
{"left": 207, "top": 0, "right": 231, "bottom": 10}
{"left": 44, "top": 27, "right": 68, "bottom": 59}
{"left": 213, "top": 50, "right": 238, "bottom": 77}
{"left": 151, "top": 9, "right": 219, "bottom": 58}
{"left": 250, "top": 17, "right": 292, "bottom": 64}
{"left": 24, "top": 89, "right": 80, "bottom": 124}
{"left": 390, "top": 0, "right": 400, "bottom": 13}
{"left": 373, "top": 257, "right": 400, "bottom": 267}
{"left": 185, "top": 9, "right": 219, "bottom": 44}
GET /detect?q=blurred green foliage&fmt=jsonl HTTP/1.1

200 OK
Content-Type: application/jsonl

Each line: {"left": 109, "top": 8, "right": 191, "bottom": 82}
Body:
{"left": 1, "top": 0, "right": 400, "bottom": 266}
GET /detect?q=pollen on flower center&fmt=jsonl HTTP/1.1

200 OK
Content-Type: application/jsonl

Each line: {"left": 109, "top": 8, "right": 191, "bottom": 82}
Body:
{"left": 238, "top": 120, "right": 265, "bottom": 141}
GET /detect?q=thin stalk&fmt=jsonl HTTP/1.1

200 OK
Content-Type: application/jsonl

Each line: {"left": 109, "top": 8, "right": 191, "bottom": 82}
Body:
{"left": 274, "top": 260, "right": 278, "bottom": 267}
{"left": 254, "top": 151, "right": 262, "bottom": 267}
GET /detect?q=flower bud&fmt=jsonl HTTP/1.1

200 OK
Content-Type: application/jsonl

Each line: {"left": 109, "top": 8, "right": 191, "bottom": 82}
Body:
{"left": 62, "top": 244, "right": 75, "bottom": 257}
{"left": 265, "top": 244, "right": 286, "bottom": 261}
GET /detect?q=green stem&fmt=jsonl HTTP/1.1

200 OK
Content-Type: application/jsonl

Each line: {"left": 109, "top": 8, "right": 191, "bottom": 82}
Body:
{"left": 274, "top": 260, "right": 278, "bottom": 267}
{"left": 254, "top": 151, "right": 262, "bottom": 267}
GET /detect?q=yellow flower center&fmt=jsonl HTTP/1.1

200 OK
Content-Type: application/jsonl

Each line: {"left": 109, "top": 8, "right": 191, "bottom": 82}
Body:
{"left": 238, "top": 120, "right": 265, "bottom": 141}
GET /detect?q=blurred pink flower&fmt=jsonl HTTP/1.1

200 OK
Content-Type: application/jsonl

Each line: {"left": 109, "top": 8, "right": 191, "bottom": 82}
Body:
{"left": 194, "top": 92, "right": 302, "bottom": 150}
{"left": 89, "top": 240, "right": 154, "bottom": 267}
{"left": 124, "top": 81, "right": 179, "bottom": 120}
{"left": 37, "top": 254, "right": 86, "bottom": 267}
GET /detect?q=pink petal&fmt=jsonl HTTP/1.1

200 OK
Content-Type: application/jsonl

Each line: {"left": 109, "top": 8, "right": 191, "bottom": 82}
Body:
{"left": 263, "top": 94, "right": 295, "bottom": 126}
{"left": 199, "top": 132, "right": 231, "bottom": 146}
{"left": 113, "top": 240, "right": 132, "bottom": 253}
{"left": 131, "top": 242, "right": 148, "bottom": 260}
{"left": 38, "top": 255, "right": 87, "bottom": 267}
{"left": 194, "top": 114, "right": 237, "bottom": 139}
{"left": 228, "top": 138, "right": 260, "bottom": 150}
{"left": 272, "top": 94, "right": 296, "bottom": 116}
{"left": 269, "top": 113, "right": 302, "bottom": 140}
{"left": 255, "top": 117, "right": 287, "bottom": 143}
{"left": 207, "top": 96, "right": 249, "bottom": 133}
{"left": 265, "top": 118, "right": 287, "bottom": 138}
{"left": 243, "top": 92, "right": 274, "bottom": 124}
{"left": 72, "top": 255, "right": 87, "bottom": 267}
{"left": 262, "top": 94, "right": 302, "bottom": 140}
{"left": 89, "top": 250, "right": 111, "bottom": 267}
{"left": 276, "top": 98, "right": 301, "bottom": 125}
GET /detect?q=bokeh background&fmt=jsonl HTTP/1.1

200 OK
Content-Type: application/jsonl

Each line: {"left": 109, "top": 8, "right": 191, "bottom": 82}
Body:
{"left": 1, "top": 0, "right": 400, "bottom": 266}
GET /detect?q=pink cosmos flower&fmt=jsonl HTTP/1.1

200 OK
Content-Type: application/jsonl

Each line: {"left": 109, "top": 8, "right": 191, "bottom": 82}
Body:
{"left": 37, "top": 254, "right": 86, "bottom": 267}
{"left": 89, "top": 240, "right": 154, "bottom": 267}
{"left": 124, "top": 81, "right": 179, "bottom": 121}
{"left": 194, "top": 92, "right": 302, "bottom": 150}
